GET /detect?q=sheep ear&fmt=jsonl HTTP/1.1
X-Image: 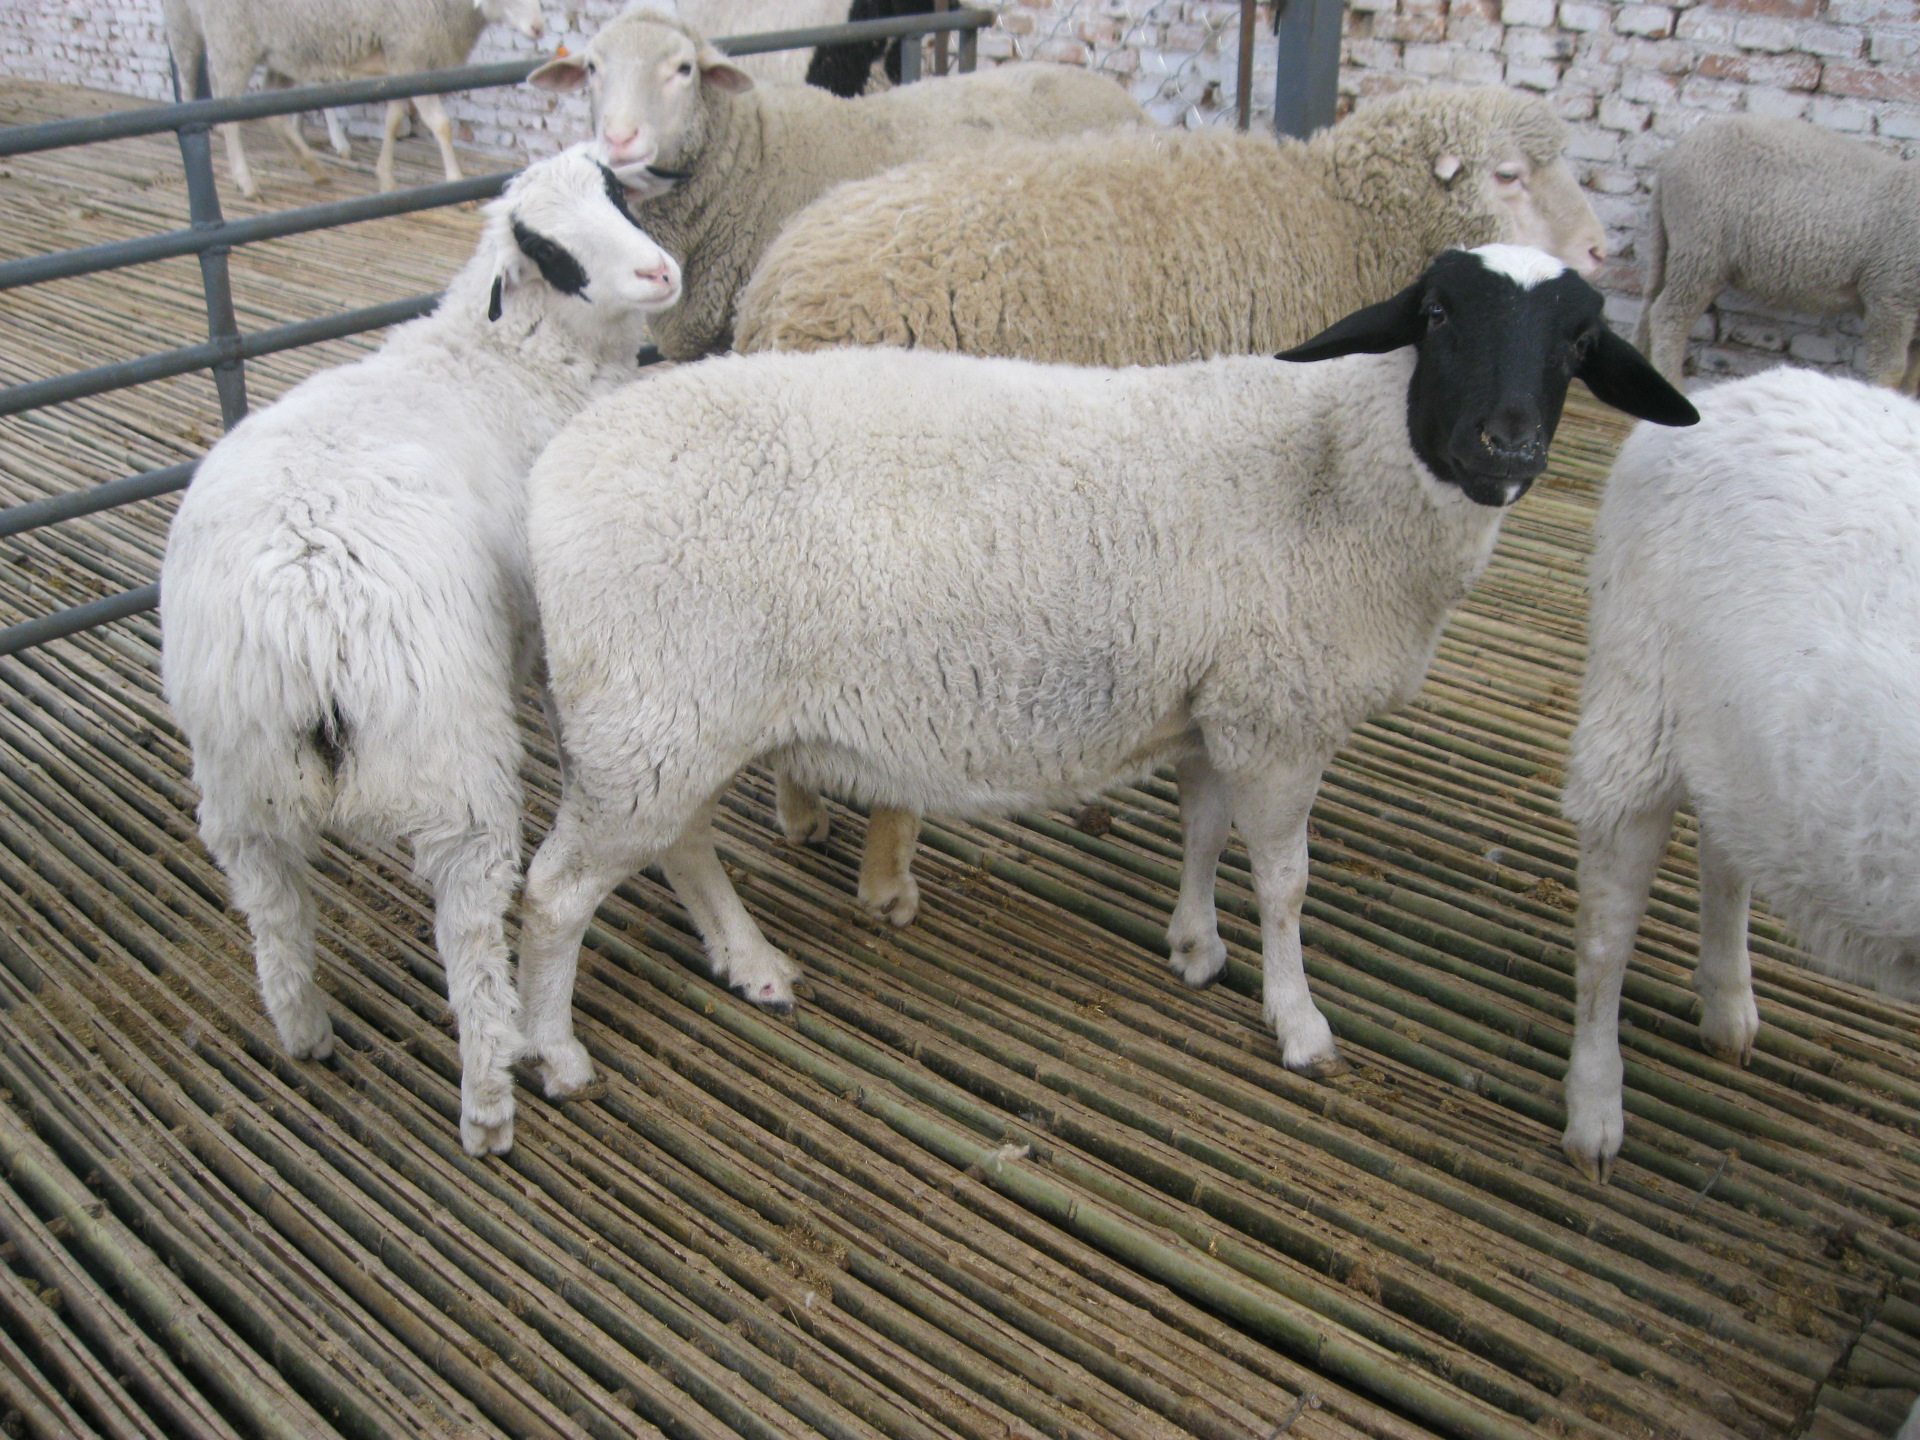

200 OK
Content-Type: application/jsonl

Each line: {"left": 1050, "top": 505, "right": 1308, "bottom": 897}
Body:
{"left": 527, "top": 54, "right": 588, "bottom": 91}
{"left": 1277, "top": 284, "right": 1426, "bottom": 362}
{"left": 1578, "top": 328, "right": 1700, "bottom": 426}
{"left": 1433, "top": 153, "right": 1463, "bottom": 185}
{"left": 488, "top": 274, "right": 505, "bottom": 322}
{"left": 697, "top": 43, "right": 753, "bottom": 91}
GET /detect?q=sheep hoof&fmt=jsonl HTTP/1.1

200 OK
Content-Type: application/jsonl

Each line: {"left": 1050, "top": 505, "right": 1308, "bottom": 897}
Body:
{"left": 536, "top": 1038, "right": 596, "bottom": 1098}
{"left": 1168, "top": 934, "right": 1228, "bottom": 988}
{"left": 1697, "top": 996, "right": 1760, "bottom": 1067}
{"left": 776, "top": 789, "right": 832, "bottom": 847}
{"left": 741, "top": 988, "right": 794, "bottom": 1015}
{"left": 460, "top": 1108, "right": 515, "bottom": 1156}
{"left": 273, "top": 992, "right": 335, "bottom": 1060}
{"left": 1294, "top": 1053, "right": 1349, "bottom": 1080}
{"left": 860, "top": 875, "right": 919, "bottom": 928}
{"left": 1561, "top": 1135, "right": 1616, "bottom": 1186}
{"left": 1561, "top": 1094, "right": 1623, "bottom": 1184}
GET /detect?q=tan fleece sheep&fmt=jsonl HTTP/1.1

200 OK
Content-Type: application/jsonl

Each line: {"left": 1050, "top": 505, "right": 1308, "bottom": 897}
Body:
{"left": 733, "top": 85, "right": 1607, "bottom": 365}
{"left": 530, "top": 9, "right": 1147, "bottom": 361}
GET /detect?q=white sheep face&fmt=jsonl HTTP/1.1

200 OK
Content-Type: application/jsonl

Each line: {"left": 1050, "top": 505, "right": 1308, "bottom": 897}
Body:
{"left": 480, "top": 0, "right": 548, "bottom": 42}
{"left": 485, "top": 146, "right": 683, "bottom": 318}
{"left": 526, "top": 13, "right": 752, "bottom": 172}
{"left": 1466, "top": 144, "right": 1607, "bottom": 279}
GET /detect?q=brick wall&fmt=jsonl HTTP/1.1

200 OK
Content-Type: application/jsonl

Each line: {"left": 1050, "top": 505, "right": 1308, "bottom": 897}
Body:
{"left": 8, "top": 0, "right": 1917, "bottom": 379}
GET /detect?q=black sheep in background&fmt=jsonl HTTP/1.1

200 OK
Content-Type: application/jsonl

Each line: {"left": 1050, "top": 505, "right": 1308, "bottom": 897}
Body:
{"left": 805, "top": 0, "right": 940, "bottom": 96}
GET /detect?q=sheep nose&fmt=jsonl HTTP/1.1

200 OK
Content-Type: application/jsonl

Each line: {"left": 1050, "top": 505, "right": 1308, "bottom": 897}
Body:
{"left": 602, "top": 129, "right": 650, "bottom": 164}
{"left": 1575, "top": 240, "right": 1606, "bottom": 279}
{"left": 636, "top": 262, "right": 673, "bottom": 286}
{"left": 525, "top": 17, "right": 546, "bottom": 38}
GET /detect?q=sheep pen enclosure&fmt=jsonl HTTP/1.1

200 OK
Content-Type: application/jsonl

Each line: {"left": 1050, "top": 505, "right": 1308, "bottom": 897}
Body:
{"left": 6, "top": 75, "right": 1920, "bottom": 1440}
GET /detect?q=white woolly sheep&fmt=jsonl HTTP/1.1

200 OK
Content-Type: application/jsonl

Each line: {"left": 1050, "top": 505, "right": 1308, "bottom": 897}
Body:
{"left": 162, "top": 0, "right": 548, "bottom": 198}
{"left": 734, "top": 82, "right": 1609, "bottom": 929}
{"left": 736, "top": 84, "right": 1608, "bottom": 362}
{"left": 512, "top": 245, "right": 1695, "bottom": 1105}
{"left": 1560, "top": 366, "right": 1920, "bottom": 1185}
{"left": 160, "top": 146, "right": 681, "bottom": 1156}
{"left": 1636, "top": 115, "right": 1920, "bottom": 392}
{"left": 526, "top": 8, "right": 1146, "bottom": 360}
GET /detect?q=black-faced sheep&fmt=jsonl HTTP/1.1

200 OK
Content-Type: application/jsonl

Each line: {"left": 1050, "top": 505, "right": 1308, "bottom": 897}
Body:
{"left": 160, "top": 147, "right": 680, "bottom": 1156}
{"left": 733, "top": 82, "right": 1611, "bottom": 929}
{"left": 511, "top": 245, "right": 1694, "bottom": 1105}
{"left": 1635, "top": 115, "right": 1920, "bottom": 392}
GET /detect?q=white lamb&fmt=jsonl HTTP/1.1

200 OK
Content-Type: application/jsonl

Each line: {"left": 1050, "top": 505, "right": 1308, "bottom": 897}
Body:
{"left": 162, "top": 0, "right": 548, "bottom": 198}
{"left": 512, "top": 245, "right": 1696, "bottom": 1103}
{"left": 1560, "top": 367, "right": 1920, "bottom": 1185}
{"left": 160, "top": 146, "right": 681, "bottom": 1156}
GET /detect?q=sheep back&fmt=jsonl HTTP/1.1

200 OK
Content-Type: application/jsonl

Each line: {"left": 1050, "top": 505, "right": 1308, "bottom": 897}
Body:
{"left": 637, "top": 61, "right": 1145, "bottom": 360}
{"left": 1563, "top": 366, "right": 1920, "bottom": 991}
{"left": 734, "top": 85, "right": 1579, "bottom": 363}
{"left": 529, "top": 345, "right": 1498, "bottom": 816}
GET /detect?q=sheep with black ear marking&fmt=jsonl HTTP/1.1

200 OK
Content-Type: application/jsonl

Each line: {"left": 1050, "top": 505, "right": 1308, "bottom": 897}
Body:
{"left": 734, "top": 82, "right": 1609, "bottom": 930}
{"left": 526, "top": 7, "right": 1146, "bottom": 360}
{"left": 1560, "top": 366, "right": 1920, "bottom": 1186}
{"left": 160, "top": 145, "right": 681, "bottom": 1157}
{"left": 512, "top": 244, "right": 1695, "bottom": 1105}
{"left": 1635, "top": 115, "right": 1920, "bottom": 392}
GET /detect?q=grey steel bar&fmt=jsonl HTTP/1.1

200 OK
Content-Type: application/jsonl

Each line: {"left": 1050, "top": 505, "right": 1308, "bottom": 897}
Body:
{"left": 1272, "top": 0, "right": 1343, "bottom": 139}
{"left": 0, "top": 173, "right": 511, "bottom": 292}
{"left": 0, "top": 294, "right": 439, "bottom": 419}
{"left": 0, "top": 62, "right": 537, "bottom": 157}
{"left": 0, "top": 11, "right": 995, "bottom": 159}
{"left": 713, "top": 9, "right": 990, "bottom": 57}
{"left": 0, "top": 585, "right": 159, "bottom": 660}
{"left": 0, "top": 463, "right": 197, "bottom": 541}
{"left": 898, "top": 28, "right": 923, "bottom": 83}
{"left": 178, "top": 55, "right": 247, "bottom": 429}
{"left": 1236, "top": 0, "right": 1256, "bottom": 131}
{"left": 934, "top": 0, "right": 951, "bottom": 77}
{"left": 959, "top": 25, "right": 979, "bottom": 71}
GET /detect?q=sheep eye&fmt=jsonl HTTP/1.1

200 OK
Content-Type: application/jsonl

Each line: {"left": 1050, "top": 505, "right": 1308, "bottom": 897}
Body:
{"left": 676, "top": 61, "right": 693, "bottom": 76}
{"left": 1495, "top": 165, "right": 1522, "bottom": 184}
{"left": 1423, "top": 300, "right": 1448, "bottom": 331}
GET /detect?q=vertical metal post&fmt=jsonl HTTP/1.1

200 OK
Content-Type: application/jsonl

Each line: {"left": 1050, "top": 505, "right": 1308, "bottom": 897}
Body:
{"left": 933, "top": 0, "right": 951, "bottom": 76}
{"left": 1236, "top": 0, "right": 1256, "bottom": 130}
{"left": 1272, "top": 0, "right": 1342, "bottom": 139}
{"left": 898, "top": 24, "right": 923, "bottom": 82}
{"left": 958, "top": 22, "right": 978, "bottom": 72}
{"left": 176, "top": 54, "right": 248, "bottom": 429}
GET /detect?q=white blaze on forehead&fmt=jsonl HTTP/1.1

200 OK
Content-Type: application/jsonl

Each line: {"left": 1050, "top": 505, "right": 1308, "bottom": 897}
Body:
{"left": 1470, "top": 244, "right": 1569, "bottom": 289}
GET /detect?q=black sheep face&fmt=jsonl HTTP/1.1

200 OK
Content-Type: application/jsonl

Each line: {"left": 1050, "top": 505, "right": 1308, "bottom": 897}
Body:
{"left": 1280, "top": 245, "right": 1698, "bottom": 507}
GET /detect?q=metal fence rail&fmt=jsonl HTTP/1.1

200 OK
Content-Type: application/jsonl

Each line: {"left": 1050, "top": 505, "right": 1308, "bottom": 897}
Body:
{"left": 0, "top": 7, "right": 991, "bottom": 659}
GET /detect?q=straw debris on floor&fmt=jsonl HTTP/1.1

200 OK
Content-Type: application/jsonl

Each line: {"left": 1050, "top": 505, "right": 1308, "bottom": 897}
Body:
{"left": 4, "top": 76, "right": 1920, "bottom": 1440}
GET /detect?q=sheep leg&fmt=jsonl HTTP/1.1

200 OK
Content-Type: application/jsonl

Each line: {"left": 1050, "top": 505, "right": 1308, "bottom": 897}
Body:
{"left": 267, "top": 111, "right": 331, "bottom": 182}
{"left": 413, "top": 827, "right": 524, "bottom": 1156}
{"left": 324, "top": 109, "right": 351, "bottom": 159}
{"left": 414, "top": 92, "right": 465, "bottom": 187}
{"left": 1228, "top": 762, "right": 1341, "bottom": 1076}
{"left": 1693, "top": 821, "right": 1760, "bottom": 1066}
{"left": 213, "top": 829, "right": 333, "bottom": 1060}
{"left": 773, "top": 767, "right": 831, "bottom": 845}
{"left": 856, "top": 807, "right": 921, "bottom": 927}
{"left": 1562, "top": 804, "right": 1673, "bottom": 1184}
{"left": 207, "top": 51, "right": 262, "bottom": 198}
{"left": 1860, "top": 303, "right": 1920, "bottom": 391}
{"left": 375, "top": 100, "right": 406, "bottom": 193}
{"left": 518, "top": 805, "right": 655, "bottom": 1100}
{"left": 657, "top": 803, "right": 802, "bottom": 1010}
{"left": 1641, "top": 254, "right": 1722, "bottom": 385}
{"left": 1166, "top": 754, "right": 1231, "bottom": 988}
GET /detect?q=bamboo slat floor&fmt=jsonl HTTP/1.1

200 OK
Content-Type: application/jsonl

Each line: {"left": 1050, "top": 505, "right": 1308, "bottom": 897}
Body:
{"left": 3, "top": 75, "right": 1920, "bottom": 1440}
